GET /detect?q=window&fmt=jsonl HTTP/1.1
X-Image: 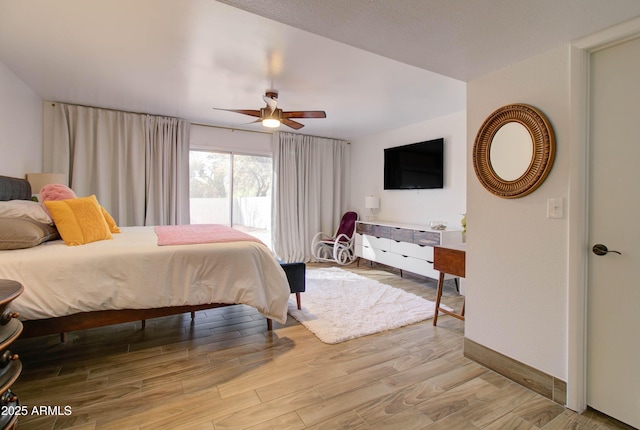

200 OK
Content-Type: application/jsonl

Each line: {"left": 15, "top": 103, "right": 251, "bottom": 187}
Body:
{"left": 189, "top": 150, "right": 272, "bottom": 247}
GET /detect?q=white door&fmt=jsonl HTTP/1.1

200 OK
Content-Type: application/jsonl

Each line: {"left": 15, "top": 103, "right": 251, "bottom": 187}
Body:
{"left": 587, "top": 35, "right": 640, "bottom": 428}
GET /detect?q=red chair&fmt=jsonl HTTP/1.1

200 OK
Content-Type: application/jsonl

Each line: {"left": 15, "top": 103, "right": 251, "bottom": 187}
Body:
{"left": 311, "top": 211, "right": 359, "bottom": 265}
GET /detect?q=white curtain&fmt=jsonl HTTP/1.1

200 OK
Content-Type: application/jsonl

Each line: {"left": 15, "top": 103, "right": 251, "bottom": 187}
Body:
{"left": 145, "top": 116, "right": 190, "bottom": 226}
{"left": 272, "top": 132, "right": 350, "bottom": 262}
{"left": 43, "top": 103, "right": 190, "bottom": 226}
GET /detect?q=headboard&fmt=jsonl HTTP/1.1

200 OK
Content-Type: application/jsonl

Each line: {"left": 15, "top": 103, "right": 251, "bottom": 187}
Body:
{"left": 0, "top": 175, "right": 32, "bottom": 201}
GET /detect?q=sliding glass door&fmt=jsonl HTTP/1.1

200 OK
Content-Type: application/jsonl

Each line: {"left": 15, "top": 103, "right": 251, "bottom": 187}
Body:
{"left": 190, "top": 151, "right": 231, "bottom": 225}
{"left": 189, "top": 150, "right": 272, "bottom": 247}
{"left": 231, "top": 154, "right": 272, "bottom": 245}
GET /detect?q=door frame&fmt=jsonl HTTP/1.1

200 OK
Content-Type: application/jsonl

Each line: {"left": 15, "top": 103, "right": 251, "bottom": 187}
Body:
{"left": 567, "top": 17, "right": 640, "bottom": 412}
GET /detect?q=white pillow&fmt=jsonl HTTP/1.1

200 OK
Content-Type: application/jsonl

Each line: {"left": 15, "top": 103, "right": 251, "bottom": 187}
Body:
{"left": 0, "top": 200, "right": 54, "bottom": 225}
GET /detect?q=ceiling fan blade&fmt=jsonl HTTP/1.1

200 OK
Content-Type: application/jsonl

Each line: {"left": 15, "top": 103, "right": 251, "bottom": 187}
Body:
{"left": 241, "top": 119, "right": 262, "bottom": 126}
{"left": 212, "top": 108, "right": 262, "bottom": 118}
{"left": 282, "top": 118, "right": 305, "bottom": 130}
{"left": 282, "top": 111, "right": 326, "bottom": 119}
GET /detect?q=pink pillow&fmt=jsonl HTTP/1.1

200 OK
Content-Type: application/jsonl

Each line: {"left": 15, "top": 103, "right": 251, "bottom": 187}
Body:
{"left": 39, "top": 183, "right": 77, "bottom": 201}
{"left": 40, "top": 183, "right": 77, "bottom": 216}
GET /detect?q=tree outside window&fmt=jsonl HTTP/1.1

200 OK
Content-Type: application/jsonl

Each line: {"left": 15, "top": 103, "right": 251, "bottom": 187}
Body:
{"left": 189, "top": 150, "right": 272, "bottom": 247}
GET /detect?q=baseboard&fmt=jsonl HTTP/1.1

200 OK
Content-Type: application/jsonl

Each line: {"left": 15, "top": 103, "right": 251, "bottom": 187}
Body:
{"left": 463, "top": 337, "right": 566, "bottom": 406}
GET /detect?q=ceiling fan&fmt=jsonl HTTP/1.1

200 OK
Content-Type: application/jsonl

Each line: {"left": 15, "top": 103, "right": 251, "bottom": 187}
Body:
{"left": 214, "top": 90, "right": 326, "bottom": 130}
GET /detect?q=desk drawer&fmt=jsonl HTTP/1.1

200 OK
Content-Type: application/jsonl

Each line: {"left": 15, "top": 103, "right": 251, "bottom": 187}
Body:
{"left": 433, "top": 246, "right": 466, "bottom": 277}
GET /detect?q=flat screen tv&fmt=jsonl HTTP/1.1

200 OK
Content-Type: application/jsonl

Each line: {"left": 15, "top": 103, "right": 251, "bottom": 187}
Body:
{"left": 384, "top": 138, "right": 444, "bottom": 190}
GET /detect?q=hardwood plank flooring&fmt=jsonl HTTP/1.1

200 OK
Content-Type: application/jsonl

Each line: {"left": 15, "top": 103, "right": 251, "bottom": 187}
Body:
{"left": 11, "top": 262, "right": 632, "bottom": 429}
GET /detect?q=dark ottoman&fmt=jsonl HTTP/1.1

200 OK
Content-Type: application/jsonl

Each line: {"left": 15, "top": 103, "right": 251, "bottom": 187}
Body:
{"left": 279, "top": 261, "right": 305, "bottom": 309}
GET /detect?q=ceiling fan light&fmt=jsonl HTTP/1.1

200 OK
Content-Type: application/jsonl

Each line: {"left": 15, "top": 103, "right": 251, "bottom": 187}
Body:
{"left": 262, "top": 118, "right": 281, "bottom": 128}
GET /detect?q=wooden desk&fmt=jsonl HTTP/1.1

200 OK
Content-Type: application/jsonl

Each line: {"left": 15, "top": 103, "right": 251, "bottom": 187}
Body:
{"left": 432, "top": 244, "right": 466, "bottom": 326}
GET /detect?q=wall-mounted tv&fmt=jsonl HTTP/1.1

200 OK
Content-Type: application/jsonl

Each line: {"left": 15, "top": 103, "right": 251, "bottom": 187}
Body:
{"left": 384, "top": 138, "right": 444, "bottom": 190}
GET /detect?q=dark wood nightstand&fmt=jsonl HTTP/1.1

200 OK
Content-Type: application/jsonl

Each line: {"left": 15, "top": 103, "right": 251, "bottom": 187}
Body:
{"left": 0, "top": 280, "right": 24, "bottom": 430}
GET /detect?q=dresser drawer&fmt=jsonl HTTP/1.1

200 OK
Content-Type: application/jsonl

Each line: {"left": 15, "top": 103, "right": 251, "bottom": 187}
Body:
{"left": 361, "top": 245, "right": 393, "bottom": 262}
{"left": 413, "top": 230, "right": 441, "bottom": 246}
{"left": 362, "top": 234, "right": 390, "bottom": 251}
{"left": 387, "top": 253, "right": 435, "bottom": 278}
{"left": 390, "top": 240, "right": 434, "bottom": 261}
{"left": 390, "top": 227, "right": 414, "bottom": 242}
{"left": 371, "top": 224, "right": 392, "bottom": 239}
{"left": 356, "top": 223, "right": 373, "bottom": 235}
{"left": 373, "top": 248, "right": 395, "bottom": 266}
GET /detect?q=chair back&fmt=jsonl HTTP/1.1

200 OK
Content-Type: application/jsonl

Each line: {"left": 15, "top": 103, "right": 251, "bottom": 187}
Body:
{"left": 336, "top": 211, "right": 358, "bottom": 241}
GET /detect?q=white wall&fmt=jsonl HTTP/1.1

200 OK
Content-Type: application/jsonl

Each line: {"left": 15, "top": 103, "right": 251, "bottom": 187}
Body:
{"left": 466, "top": 45, "right": 571, "bottom": 380}
{"left": 0, "top": 61, "right": 42, "bottom": 177}
{"left": 349, "top": 110, "right": 467, "bottom": 228}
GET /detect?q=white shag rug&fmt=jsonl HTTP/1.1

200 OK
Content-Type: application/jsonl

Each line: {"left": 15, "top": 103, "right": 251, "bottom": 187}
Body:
{"left": 287, "top": 267, "right": 452, "bottom": 344}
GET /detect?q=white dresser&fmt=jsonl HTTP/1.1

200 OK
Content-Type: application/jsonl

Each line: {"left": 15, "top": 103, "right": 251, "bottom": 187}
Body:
{"left": 354, "top": 220, "right": 463, "bottom": 280}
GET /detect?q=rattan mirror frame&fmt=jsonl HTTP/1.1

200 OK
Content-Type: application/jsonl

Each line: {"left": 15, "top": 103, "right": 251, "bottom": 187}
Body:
{"left": 473, "top": 103, "right": 555, "bottom": 198}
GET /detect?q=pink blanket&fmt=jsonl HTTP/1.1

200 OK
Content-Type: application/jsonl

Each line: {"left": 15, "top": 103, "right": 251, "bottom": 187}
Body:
{"left": 154, "top": 224, "right": 264, "bottom": 246}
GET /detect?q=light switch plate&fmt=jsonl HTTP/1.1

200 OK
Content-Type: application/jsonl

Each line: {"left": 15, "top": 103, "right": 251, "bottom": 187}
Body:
{"left": 548, "top": 198, "right": 563, "bottom": 219}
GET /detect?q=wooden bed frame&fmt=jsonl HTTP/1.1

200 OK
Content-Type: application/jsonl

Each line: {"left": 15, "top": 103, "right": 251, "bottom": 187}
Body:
{"left": 21, "top": 303, "right": 273, "bottom": 342}
{"left": 19, "top": 262, "right": 307, "bottom": 341}
{"left": 1, "top": 175, "right": 278, "bottom": 342}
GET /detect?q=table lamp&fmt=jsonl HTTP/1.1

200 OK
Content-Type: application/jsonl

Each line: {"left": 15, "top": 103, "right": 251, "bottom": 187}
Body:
{"left": 365, "top": 195, "right": 380, "bottom": 221}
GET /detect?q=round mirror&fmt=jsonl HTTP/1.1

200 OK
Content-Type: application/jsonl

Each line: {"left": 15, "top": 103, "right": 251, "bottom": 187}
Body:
{"left": 489, "top": 122, "right": 533, "bottom": 181}
{"left": 473, "top": 104, "right": 555, "bottom": 198}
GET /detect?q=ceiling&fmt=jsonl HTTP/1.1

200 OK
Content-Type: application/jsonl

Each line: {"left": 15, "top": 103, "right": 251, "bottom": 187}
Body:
{"left": 1, "top": 1, "right": 640, "bottom": 141}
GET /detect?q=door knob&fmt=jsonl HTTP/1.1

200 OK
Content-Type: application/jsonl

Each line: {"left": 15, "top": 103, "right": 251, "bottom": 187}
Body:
{"left": 592, "top": 244, "right": 622, "bottom": 256}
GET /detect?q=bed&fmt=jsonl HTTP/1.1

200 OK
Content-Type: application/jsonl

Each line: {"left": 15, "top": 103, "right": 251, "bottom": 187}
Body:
{"left": 0, "top": 175, "right": 290, "bottom": 340}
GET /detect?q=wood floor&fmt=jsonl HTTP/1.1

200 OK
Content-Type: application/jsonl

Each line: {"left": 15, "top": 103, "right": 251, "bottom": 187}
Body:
{"left": 11, "top": 263, "right": 632, "bottom": 430}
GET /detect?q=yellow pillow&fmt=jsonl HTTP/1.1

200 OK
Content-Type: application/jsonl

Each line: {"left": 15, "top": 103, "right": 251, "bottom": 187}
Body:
{"left": 44, "top": 195, "right": 112, "bottom": 246}
{"left": 101, "top": 206, "right": 121, "bottom": 233}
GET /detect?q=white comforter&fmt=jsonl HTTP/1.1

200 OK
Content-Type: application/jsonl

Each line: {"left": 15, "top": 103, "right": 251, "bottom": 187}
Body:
{"left": 0, "top": 226, "right": 290, "bottom": 323}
